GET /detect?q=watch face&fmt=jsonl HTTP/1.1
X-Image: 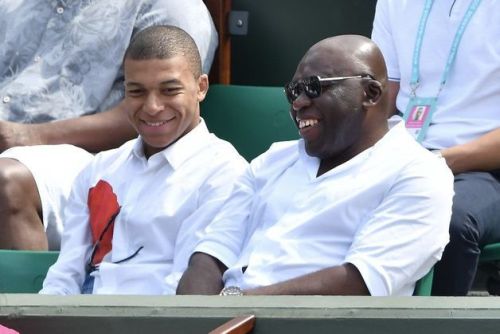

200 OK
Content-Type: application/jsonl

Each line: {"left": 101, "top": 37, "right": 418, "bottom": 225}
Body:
{"left": 220, "top": 286, "right": 243, "bottom": 296}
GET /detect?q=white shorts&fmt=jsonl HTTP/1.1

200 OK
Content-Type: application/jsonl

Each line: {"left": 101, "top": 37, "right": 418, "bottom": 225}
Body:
{"left": 0, "top": 145, "right": 93, "bottom": 250}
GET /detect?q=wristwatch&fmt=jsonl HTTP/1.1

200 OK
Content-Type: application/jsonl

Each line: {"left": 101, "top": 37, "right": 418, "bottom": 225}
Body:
{"left": 219, "top": 286, "right": 244, "bottom": 296}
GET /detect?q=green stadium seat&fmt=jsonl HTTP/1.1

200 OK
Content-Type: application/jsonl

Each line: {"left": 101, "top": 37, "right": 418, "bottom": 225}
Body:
{"left": 202, "top": 84, "right": 299, "bottom": 161}
{"left": 479, "top": 242, "right": 500, "bottom": 295}
{"left": 0, "top": 250, "right": 432, "bottom": 295}
{"left": 0, "top": 250, "right": 59, "bottom": 293}
{"left": 413, "top": 267, "right": 434, "bottom": 296}
{"left": 479, "top": 243, "right": 500, "bottom": 263}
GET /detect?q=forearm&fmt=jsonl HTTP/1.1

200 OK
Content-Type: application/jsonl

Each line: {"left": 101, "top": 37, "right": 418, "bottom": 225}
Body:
{"left": 441, "top": 128, "right": 500, "bottom": 174}
{"left": 244, "top": 263, "right": 369, "bottom": 296}
{"left": 176, "top": 252, "right": 226, "bottom": 295}
{"left": 34, "top": 102, "right": 136, "bottom": 153}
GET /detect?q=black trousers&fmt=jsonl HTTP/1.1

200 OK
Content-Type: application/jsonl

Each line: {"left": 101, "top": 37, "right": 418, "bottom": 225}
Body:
{"left": 432, "top": 170, "right": 500, "bottom": 296}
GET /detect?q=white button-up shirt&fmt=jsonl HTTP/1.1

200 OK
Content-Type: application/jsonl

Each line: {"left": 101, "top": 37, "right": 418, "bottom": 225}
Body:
{"left": 195, "top": 123, "right": 454, "bottom": 296}
{"left": 41, "top": 121, "right": 247, "bottom": 295}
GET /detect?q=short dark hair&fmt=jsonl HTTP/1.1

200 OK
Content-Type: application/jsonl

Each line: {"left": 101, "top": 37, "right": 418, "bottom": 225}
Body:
{"left": 124, "top": 25, "right": 202, "bottom": 78}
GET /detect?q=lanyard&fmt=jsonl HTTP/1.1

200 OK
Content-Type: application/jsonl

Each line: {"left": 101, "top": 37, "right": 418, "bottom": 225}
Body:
{"left": 410, "top": 0, "right": 482, "bottom": 97}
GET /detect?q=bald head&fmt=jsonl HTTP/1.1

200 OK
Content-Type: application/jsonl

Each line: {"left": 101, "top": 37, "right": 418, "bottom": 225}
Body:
{"left": 305, "top": 35, "right": 388, "bottom": 85}
{"left": 295, "top": 34, "right": 390, "bottom": 117}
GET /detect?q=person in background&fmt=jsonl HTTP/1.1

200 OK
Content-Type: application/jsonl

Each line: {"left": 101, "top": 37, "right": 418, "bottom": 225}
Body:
{"left": 177, "top": 35, "right": 454, "bottom": 297}
{"left": 0, "top": 0, "right": 218, "bottom": 251}
{"left": 372, "top": 0, "right": 500, "bottom": 295}
{"left": 40, "top": 25, "right": 246, "bottom": 295}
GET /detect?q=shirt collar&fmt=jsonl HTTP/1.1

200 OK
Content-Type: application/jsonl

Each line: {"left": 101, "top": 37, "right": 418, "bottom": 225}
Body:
{"left": 131, "top": 119, "right": 212, "bottom": 170}
{"left": 297, "top": 122, "right": 403, "bottom": 178}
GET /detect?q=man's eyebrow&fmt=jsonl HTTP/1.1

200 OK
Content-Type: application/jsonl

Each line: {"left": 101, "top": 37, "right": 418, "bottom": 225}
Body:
{"left": 159, "top": 79, "right": 182, "bottom": 85}
{"left": 125, "top": 82, "right": 142, "bottom": 87}
{"left": 125, "top": 79, "right": 182, "bottom": 87}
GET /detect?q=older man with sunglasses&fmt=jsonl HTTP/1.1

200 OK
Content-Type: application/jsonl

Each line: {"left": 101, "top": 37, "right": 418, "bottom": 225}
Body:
{"left": 177, "top": 35, "right": 454, "bottom": 296}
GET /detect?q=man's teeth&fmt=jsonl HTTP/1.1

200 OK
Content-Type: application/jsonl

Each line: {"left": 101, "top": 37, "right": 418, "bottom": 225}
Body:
{"left": 145, "top": 120, "right": 167, "bottom": 127}
{"left": 298, "top": 119, "right": 318, "bottom": 129}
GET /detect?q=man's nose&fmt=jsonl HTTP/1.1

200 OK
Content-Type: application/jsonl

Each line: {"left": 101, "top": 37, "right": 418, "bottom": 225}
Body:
{"left": 292, "top": 91, "right": 312, "bottom": 111}
{"left": 144, "top": 93, "right": 164, "bottom": 114}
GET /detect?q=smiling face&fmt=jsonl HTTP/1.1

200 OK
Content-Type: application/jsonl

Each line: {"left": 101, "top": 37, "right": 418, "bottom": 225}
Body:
{"left": 123, "top": 56, "right": 208, "bottom": 158}
{"left": 289, "top": 45, "right": 367, "bottom": 167}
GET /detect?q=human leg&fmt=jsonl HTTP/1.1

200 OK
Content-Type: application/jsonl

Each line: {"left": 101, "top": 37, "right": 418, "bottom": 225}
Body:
{"left": 0, "top": 158, "right": 46, "bottom": 250}
{"left": 0, "top": 145, "right": 93, "bottom": 250}
{"left": 432, "top": 171, "right": 500, "bottom": 296}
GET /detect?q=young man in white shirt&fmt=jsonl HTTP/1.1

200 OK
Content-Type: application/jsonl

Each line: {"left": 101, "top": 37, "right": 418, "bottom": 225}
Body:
{"left": 177, "top": 35, "right": 454, "bottom": 297}
{"left": 40, "top": 25, "right": 247, "bottom": 295}
{"left": 0, "top": 0, "right": 218, "bottom": 251}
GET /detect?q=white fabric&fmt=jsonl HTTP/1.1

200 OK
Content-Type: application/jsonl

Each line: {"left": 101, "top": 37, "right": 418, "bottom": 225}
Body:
{"left": 0, "top": 145, "right": 93, "bottom": 250}
{"left": 372, "top": 0, "right": 500, "bottom": 149}
{"left": 195, "top": 123, "right": 454, "bottom": 296}
{"left": 40, "top": 120, "right": 247, "bottom": 295}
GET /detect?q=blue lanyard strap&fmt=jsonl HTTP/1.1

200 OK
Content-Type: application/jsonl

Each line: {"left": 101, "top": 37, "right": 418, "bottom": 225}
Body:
{"left": 410, "top": 0, "right": 482, "bottom": 96}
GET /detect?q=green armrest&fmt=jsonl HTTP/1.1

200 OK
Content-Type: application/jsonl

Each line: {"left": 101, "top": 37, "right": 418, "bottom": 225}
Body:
{"left": 202, "top": 84, "right": 299, "bottom": 161}
{"left": 0, "top": 250, "right": 59, "bottom": 293}
{"left": 479, "top": 242, "right": 500, "bottom": 263}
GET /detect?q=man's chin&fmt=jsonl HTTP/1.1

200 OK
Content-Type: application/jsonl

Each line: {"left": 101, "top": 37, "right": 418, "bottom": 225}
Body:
{"left": 303, "top": 142, "right": 321, "bottom": 158}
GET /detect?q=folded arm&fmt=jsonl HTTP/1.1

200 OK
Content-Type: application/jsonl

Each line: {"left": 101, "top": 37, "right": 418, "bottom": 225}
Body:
{"left": 0, "top": 101, "right": 136, "bottom": 153}
{"left": 244, "top": 263, "right": 369, "bottom": 296}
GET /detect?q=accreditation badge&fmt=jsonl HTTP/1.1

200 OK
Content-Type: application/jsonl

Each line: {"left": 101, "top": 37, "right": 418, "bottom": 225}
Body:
{"left": 403, "top": 97, "right": 437, "bottom": 142}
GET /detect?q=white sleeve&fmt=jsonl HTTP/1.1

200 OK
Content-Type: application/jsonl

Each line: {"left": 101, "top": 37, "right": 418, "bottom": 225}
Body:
{"left": 371, "top": 0, "right": 400, "bottom": 82}
{"left": 191, "top": 161, "right": 259, "bottom": 269}
{"left": 192, "top": 142, "right": 297, "bottom": 270}
{"left": 39, "top": 166, "right": 94, "bottom": 295}
{"left": 345, "top": 157, "right": 454, "bottom": 296}
{"left": 163, "top": 152, "right": 248, "bottom": 293}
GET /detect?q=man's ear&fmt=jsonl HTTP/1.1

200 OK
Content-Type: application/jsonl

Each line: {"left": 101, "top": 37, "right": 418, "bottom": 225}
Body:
{"left": 362, "top": 79, "right": 382, "bottom": 107}
{"left": 197, "top": 74, "right": 209, "bottom": 102}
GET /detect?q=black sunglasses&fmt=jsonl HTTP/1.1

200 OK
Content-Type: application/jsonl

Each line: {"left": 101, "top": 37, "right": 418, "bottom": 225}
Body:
{"left": 284, "top": 75, "right": 373, "bottom": 103}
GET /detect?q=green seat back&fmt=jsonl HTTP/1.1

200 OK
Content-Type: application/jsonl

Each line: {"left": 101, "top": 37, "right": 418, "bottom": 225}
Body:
{"left": 202, "top": 84, "right": 299, "bottom": 161}
{"left": 413, "top": 267, "right": 434, "bottom": 296}
{"left": 0, "top": 250, "right": 59, "bottom": 293}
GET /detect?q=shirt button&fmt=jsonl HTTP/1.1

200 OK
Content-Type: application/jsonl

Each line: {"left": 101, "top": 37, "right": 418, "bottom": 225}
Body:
{"left": 3, "top": 96, "right": 10, "bottom": 103}
{"left": 56, "top": 6, "right": 64, "bottom": 14}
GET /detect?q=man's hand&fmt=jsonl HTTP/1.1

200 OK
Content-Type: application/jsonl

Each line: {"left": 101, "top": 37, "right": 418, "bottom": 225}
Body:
{"left": 0, "top": 121, "right": 43, "bottom": 152}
